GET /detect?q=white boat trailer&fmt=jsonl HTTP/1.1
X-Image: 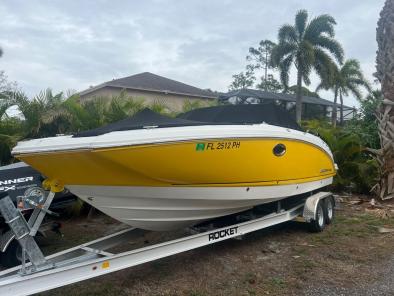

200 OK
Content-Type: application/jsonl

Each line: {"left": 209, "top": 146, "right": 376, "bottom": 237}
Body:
{"left": 0, "top": 190, "right": 334, "bottom": 296}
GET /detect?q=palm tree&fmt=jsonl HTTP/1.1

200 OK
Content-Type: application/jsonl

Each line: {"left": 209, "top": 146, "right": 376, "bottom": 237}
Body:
{"left": 9, "top": 89, "right": 64, "bottom": 138}
{"left": 271, "top": 9, "right": 344, "bottom": 122}
{"left": 317, "top": 59, "right": 371, "bottom": 126}
{"left": 375, "top": 0, "right": 394, "bottom": 199}
{"left": 43, "top": 91, "right": 145, "bottom": 133}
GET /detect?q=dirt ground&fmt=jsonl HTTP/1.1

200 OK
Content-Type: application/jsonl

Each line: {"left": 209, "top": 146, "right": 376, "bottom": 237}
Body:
{"left": 32, "top": 196, "right": 394, "bottom": 296}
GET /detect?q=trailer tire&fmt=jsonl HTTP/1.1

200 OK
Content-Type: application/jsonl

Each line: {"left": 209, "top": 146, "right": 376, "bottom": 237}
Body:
{"left": 309, "top": 200, "right": 325, "bottom": 232}
{"left": 323, "top": 196, "right": 335, "bottom": 225}
{"left": 1, "top": 240, "right": 22, "bottom": 268}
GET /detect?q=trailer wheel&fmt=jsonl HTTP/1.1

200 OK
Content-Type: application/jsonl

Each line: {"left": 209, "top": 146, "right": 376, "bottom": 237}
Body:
{"left": 309, "top": 200, "right": 325, "bottom": 232}
{"left": 0, "top": 240, "right": 22, "bottom": 268}
{"left": 323, "top": 196, "right": 335, "bottom": 225}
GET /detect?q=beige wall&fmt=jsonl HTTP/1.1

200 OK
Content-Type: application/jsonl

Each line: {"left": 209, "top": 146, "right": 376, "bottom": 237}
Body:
{"left": 80, "top": 87, "right": 215, "bottom": 112}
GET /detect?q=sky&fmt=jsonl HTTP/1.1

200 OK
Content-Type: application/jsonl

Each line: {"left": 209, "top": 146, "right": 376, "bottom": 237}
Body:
{"left": 0, "top": 0, "right": 385, "bottom": 108}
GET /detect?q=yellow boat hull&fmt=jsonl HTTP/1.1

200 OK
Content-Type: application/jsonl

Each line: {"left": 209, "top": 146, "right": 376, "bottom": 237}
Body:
{"left": 17, "top": 138, "right": 335, "bottom": 188}
{"left": 14, "top": 133, "right": 336, "bottom": 231}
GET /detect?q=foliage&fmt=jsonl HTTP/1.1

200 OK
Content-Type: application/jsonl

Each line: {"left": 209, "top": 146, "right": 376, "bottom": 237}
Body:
{"left": 302, "top": 89, "right": 381, "bottom": 194}
{"left": 0, "top": 71, "right": 18, "bottom": 94}
{"left": 256, "top": 74, "right": 283, "bottom": 93}
{"left": 8, "top": 89, "right": 65, "bottom": 138}
{"left": 0, "top": 118, "right": 22, "bottom": 165}
{"left": 105, "top": 95, "right": 144, "bottom": 123}
{"left": 149, "top": 100, "right": 170, "bottom": 115}
{"left": 271, "top": 9, "right": 344, "bottom": 122}
{"left": 247, "top": 40, "right": 279, "bottom": 92}
{"left": 182, "top": 100, "right": 203, "bottom": 113}
{"left": 228, "top": 66, "right": 256, "bottom": 90}
{"left": 345, "top": 90, "right": 382, "bottom": 149}
{"left": 0, "top": 89, "right": 178, "bottom": 164}
{"left": 287, "top": 85, "right": 320, "bottom": 98}
{"left": 316, "top": 59, "right": 371, "bottom": 125}
{"left": 247, "top": 40, "right": 276, "bottom": 72}
{"left": 302, "top": 119, "right": 378, "bottom": 193}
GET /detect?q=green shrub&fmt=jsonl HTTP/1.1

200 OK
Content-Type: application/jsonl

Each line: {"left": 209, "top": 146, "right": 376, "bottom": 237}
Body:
{"left": 302, "top": 119, "right": 378, "bottom": 194}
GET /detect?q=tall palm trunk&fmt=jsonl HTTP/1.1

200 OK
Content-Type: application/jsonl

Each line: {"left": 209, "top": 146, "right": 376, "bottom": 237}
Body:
{"left": 296, "top": 70, "right": 303, "bottom": 123}
{"left": 331, "top": 88, "right": 338, "bottom": 127}
{"left": 339, "top": 91, "right": 344, "bottom": 125}
{"left": 375, "top": 0, "right": 394, "bottom": 199}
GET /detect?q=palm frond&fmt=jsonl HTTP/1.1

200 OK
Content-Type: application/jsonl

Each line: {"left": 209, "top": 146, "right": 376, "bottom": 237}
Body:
{"left": 123, "top": 97, "right": 145, "bottom": 116}
{"left": 297, "top": 41, "right": 315, "bottom": 83}
{"left": 278, "top": 54, "right": 294, "bottom": 88}
{"left": 278, "top": 24, "right": 298, "bottom": 44}
{"left": 345, "top": 84, "right": 363, "bottom": 101}
{"left": 182, "top": 100, "right": 203, "bottom": 113}
{"left": 315, "top": 82, "right": 327, "bottom": 92}
{"left": 314, "top": 36, "right": 344, "bottom": 64}
{"left": 304, "top": 14, "right": 336, "bottom": 39}
{"left": 270, "top": 42, "right": 297, "bottom": 67}
{"left": 340, "top": 59, "right": 362, "bottom": 77}
{"left": 295, "top": 9, "right": 308, "bottom": 38}
{"left": 334, "top": 59, "right": 372, "bottom": 102}
{"left": 150, "top": 100, "right": 169, "bottom": 115}
{"left": 313, "top": 48, "right": 337, "bottom": 86}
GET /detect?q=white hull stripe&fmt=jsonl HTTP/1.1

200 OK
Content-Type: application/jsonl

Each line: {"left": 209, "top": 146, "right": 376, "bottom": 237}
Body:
{"left": 68, "top": 177, "right": 332, "bottom": 231}
{"left": 13, "top": 124, "right": 332, "bottom": 158}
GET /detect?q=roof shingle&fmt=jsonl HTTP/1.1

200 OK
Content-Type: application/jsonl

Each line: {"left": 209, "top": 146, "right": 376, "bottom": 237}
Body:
{"left": 80, "top": 72, "right": 217, "bottom": 99}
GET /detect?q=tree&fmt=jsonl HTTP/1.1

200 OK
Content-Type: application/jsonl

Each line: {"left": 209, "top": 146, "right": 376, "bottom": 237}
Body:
{"left": 0, "top": 71, "right": 17, "bottom": 94}
{"left": 271, "top": 10, "right": 344, "bottom": 122}
{"left": 8, "top": 89, "right": 67, "bottom": 138}
{"left": 41, "top": 91, "right": 145, "bottom": 134}
{"left": 228, "top": 66, "right": 256, "bottom": 90}
{"left": 256, "top": 74, "right": 283, "bottom": 93}
{"left": 347, "top": 90, "right": 382, "bottom": 149}
{"left": 247, "top": 40, "right": 277, "bottom": 91}
{"left": 317, "top": 59, "right": 371, "bottom": 126}
{"left": 0, "top": 49, "right": 18, "bottom": 112}
{"left": 287, "top": 85, "right": 320, "bottom": 98}
{"left": 374, "top": 0, "right": 394, "bottom": 199}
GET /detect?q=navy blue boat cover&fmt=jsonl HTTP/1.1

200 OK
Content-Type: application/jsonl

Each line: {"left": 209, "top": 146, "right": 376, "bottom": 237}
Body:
{"left": 73, "top": 102, "right": 301, "bottom": 137}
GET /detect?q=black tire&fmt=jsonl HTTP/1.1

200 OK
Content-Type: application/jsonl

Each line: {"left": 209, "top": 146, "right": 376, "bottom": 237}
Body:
{"left": 323, "top": 196, "right": 335, "bottom": 225}
{"left": 309, "top": 200, "right": 326, "bottom": 232}
{"left": 0, "top": 240, "right": 22, "bottom": 268}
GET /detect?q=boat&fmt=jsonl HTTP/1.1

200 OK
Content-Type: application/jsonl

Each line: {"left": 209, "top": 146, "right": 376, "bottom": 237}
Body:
{"left": 12, "top": 103, "right": 336, "bottom": 231}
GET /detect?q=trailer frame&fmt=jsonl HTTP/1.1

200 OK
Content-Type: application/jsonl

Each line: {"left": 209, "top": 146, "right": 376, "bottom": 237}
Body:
{"left": 0, "top": 191, "right": 333, "bottom": 296}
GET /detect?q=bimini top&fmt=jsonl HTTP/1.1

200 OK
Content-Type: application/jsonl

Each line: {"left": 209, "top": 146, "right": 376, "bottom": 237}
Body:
{"left": 74, "top": 108, "right": 210, "bottom": 137}
{"left": 178, "top": 103, "right": 300, "bottom": 131}
{"left": 74, "top": 103, "right": 300, "bottom": 137}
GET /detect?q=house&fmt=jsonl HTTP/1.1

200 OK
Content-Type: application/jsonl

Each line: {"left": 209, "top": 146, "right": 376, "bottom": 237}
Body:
{"left": 219, "top": 88, "right": 355, "bottom": 121}
{"left": 79, "top": 72, "right": 217, "bottom": 112}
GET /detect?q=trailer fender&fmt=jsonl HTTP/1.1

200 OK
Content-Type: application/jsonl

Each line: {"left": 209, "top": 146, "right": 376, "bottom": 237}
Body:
{"left": 303, "top": 192, "right": 333, "bottom": 222}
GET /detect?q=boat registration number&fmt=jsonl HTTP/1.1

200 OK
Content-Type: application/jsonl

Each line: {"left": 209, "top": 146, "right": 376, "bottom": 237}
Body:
{"left": 196, "top": 141, "right": 241, "bottom": 151}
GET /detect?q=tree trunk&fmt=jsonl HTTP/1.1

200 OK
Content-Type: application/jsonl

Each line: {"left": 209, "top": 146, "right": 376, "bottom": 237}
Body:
{"left": 340, "top": 91, "right": 344, "bottom": 125}
{"left": 264, "top": 50, "right": 268, "bottom": 91}
{"left": 331, "top": 88, "right": 338, "bottom": 127}
{"left": 375, "top": 0, "right": 394, "bottom": 199}
{"left": 295, "top": 70, "right": 303, "bottom": 123}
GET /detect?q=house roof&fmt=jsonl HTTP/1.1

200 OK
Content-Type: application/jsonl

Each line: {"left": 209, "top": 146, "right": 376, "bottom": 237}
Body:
{"left": 219, "top": 88, "right": 354, "bottom": 110}
{"left": 79, "top": 72, "right": 217, "bottom": 99}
